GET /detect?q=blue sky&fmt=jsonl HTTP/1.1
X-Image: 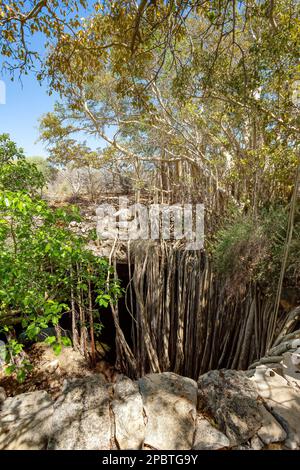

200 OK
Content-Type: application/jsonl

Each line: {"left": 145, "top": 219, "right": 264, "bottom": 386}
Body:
{"left": 0, "top": 73, "right": 57, "bottom": 157}
{"left": 0, "top": 72, "right": 103, "bottom": 158}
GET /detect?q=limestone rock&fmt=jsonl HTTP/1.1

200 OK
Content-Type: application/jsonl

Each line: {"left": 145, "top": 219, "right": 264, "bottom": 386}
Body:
{"left": 232, "top": 443, "right": 253, "bottom": 450}
{"left": 282, "top": 351, "right": 300, "bottom": 388}
{"left": 251, "top": 367, "right": 300, "bottom": 449}
{"left": 198, "top": 369, "right": 262, "bottom": 445}
{"left": 48, "top": 375, "right": 111, "bottom": 450}
{"left": 250, "top": 435, "right": 264, "bottom": 450}
{"left": 192, "top": 416, "right": 230, "bottom": 450}
{"left": 257, "top": 406, "right": 286, "bottom": 444}
{"left": 112, "top": 376, "right": 145, "bottom": 450}
{"left": 0, "top": 387, "right": 6, "bottom": 405}
{"left": 0, "top": 391, "right": 53, "bottom": 450}
{"left": 139, "top": 372, "right": 197, "bottom": 450}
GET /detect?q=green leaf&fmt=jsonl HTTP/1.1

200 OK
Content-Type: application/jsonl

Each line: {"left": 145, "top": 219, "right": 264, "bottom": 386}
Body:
{"left": 53, "top": 343, "right": 62, "bottom": 356}
{"left": 5, "top": 365, "right": 16, "bottom": 375}
{"left": 44, "top": 335, "right": 56, "bottom": 345}
{"left": 61, "top": 336, "right": 72, "bottom": 347}
{"left": 17, "top": 369, "right": 26, "bottom": 383}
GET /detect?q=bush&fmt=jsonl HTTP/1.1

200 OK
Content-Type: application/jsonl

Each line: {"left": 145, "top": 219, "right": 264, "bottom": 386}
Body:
{"left": 211, "top": 206, "right": 300, "bottom": 297}
{"left": 0, "top": 190, "right": 121, "bottom": 381}
{"left": 0, "top": 136, "right": 122, "bottom": 381}
{"left": 0, "top": 134, "right": 45, "bottom": 194}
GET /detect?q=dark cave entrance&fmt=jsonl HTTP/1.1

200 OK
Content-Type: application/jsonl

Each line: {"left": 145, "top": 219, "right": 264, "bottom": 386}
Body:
{"left": 58, "top": 261, "right": 135, "bottom": 368}
{"left": 97, "top": 262, "right": 135, "bottom": 365}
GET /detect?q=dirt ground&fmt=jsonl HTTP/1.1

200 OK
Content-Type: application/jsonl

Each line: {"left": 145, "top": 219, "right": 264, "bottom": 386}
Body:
{"left": 0, "top": 343, "right": 119, "bottom": 399}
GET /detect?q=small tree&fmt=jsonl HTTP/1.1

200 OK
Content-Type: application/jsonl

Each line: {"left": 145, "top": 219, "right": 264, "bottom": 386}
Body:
{"left": 0, "top": 134, "right": 45, "bottom": 194}
{"left": 0, "top": 135, "right": 122, "bottom": 382}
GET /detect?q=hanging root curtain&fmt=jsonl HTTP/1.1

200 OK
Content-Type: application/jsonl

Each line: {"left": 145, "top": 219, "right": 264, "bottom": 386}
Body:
{"left": 108, "top": 242, "right": 300, "bottom": 380}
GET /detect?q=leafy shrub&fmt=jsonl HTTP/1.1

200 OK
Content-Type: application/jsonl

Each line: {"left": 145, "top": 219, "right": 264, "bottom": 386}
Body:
{"left": 0, "top": 190, "right": 121, "bottom": 380}
{"left": 0, "top": 134, "right": 45, "bottom": 194}
{"left": 0, "top": 136, "right": 122, "bottom": 381}
{"left": 211, "top": 206, "right": 300, "bottom": 297}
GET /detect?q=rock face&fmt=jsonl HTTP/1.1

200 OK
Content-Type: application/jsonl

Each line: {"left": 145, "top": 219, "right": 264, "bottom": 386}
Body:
{"left": 112, "top": 376, "right": 145, "bottom": 450}
{"left": 0, "top": 367, "right": 299, "bottom": 450}
{"left": 193, "top": 416, "right": 230, "bottom": 450}
{"left": 138, "top": 372, "right": 197, "bottom": 450}
{"left": 0, "top": 391, "right": 53, "bottom": 450}
{"left": 282, "top": 351, "right": 300, "bottom": 388}
{"left": 257, "top": 406, "right": 286, "bottom": 445}
{"left": 251, "top": 366, "right": 300, "bottom": 449}
{"left": 48, "top": 375, "right": 112, "bottom": 450}
{"left": 198, "top": 370, "right": 263, "bottom": 445}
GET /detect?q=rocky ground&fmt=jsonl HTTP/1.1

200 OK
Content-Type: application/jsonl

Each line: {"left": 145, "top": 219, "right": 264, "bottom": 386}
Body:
{"left": 0, "top": 353, "right": 300, "bottom": 450}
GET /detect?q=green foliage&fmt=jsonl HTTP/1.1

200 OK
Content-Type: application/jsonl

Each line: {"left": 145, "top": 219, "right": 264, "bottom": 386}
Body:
{"left": 0, "top": 331, "right": 33, "bottom": 383}
{"left": 211, "top": 206, "right": 300, "bottom": 295}
{"left": 26, "top": 156, "right": 58, "bottom": 183}
{"left": 0, "top": 134, "right": 45, "bottom": 194}
{"left": 0, "top": 192, "right": 121, "bottom": 379}
{"left": 0, "top": 0, "right": 87, "bottom": 75}
{"left": 38, "top": 0, "right": 299, "bottom": 214}
{"left": 0, "top": 188, "right": 121, "bottom": 381}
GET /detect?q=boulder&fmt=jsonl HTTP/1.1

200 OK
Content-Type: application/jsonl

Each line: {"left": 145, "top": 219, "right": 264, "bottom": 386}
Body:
{"left": 251, "top": 367, "right": 300, "bottom": 449}
{"left": 112, "top": 376, "right": 145, "bottom": 449}
{"left": 48, "top": 375, "right": 112, "bottom": 450}
{"left": 282, "top": 351, "right": 300, "bottom": 388}
{"left": 0, "top": 391, "right": 53, "bottom": 450}
{"left": 257, "top": 406, "right": 286, "bottom": 444}
{"left": 198, "top": 369, "right": 262, "bottom": 445}
{"left": 138, "top": 372, "right": 197, "bottom": 450}
{"left": 192, "top": 416, "right": 230, "bottom": 450}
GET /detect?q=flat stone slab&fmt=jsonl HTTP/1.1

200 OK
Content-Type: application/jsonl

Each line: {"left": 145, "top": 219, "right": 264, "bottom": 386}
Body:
{"left": 198, "top": 369, "right": 262, "bottom": 445}
{"left": 48, "top": 375, "right": 111, "bottom": 450}
{"left": 251, "top": 367, "right": 300, "bottom": 449}
{"left": 282, "top": 351, "right": 300, "bottom": 389}
{"left": 0, "top": 391, "right": 53, "bottom": 450}
{"left": 139, "top": 372, "right": 197, "bottom": 450}
{"left": 112, "top": 376, "right": 145, "bottom": 449}
{"left": 258, "top": 405, "right": 286, "bottom": 444}
{"left": 193, "top": 416, "right": 230, "bottom": 450}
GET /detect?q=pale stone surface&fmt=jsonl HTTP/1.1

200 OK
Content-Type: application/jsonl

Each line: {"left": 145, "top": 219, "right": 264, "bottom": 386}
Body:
{"left": 139, "top": 372, "right": 197, "bottom": 450}
{"left": 112, "top": 376, "right": 145, "bottom": 450}
{"left": 192, "top": 416, "right": 230, "bottom": 450}
{"left": 1, "top": 366, "right": 300, "bottom": 451}
{"left": 0, "top": 387, "right": 6, "bottom": 405}
{"left": 282, "top": 351, "right": 300, "bottom": 388}
{"left": 250, "top": 435, "right": 264, "bottom": 450}
{"left": 198, "top": 369, "right": 262, "bottom": 445}
{"left": 251, "top": 367, "right": 300, "bottom": 449}
{"left": 48, "top": 375, "right": 112, "bottom": 450}
{"left": 257, "top": 406, "right": 286, "bottom": 444}
{"left": 0, "top": 391, "right": 53, "bottom": 450}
